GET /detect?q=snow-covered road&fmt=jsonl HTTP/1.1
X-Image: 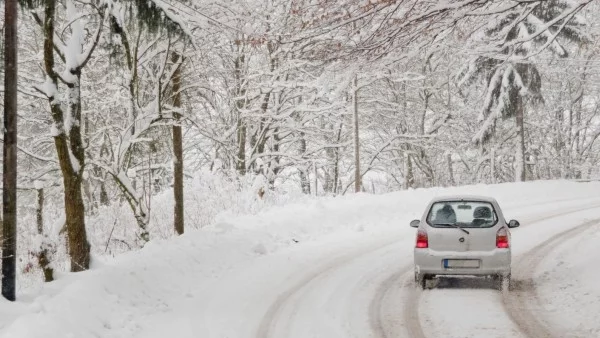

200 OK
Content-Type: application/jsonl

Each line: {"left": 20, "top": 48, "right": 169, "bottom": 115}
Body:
{"left": 2, "top": 181, "right": 600, "bottom": 338}
{"left": 256, "top": 200, "right": 600, "bottom": 338}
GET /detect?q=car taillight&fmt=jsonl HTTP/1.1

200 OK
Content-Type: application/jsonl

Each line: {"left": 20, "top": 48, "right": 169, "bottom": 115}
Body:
{"left": 496, "top": 227, "right": 509, "bottom": 248}
{"left": 416, "top": 229, "right": 428, "bottom": 248}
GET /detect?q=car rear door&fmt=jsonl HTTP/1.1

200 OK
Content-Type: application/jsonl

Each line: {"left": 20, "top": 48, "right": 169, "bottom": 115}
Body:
{"left": 426, "top": 227, "right": 500, "bottom": 252}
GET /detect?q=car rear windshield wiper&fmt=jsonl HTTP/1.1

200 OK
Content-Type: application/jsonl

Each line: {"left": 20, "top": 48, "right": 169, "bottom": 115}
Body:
{"left": 433, "top": 223, "right": 470, "bottom": 235}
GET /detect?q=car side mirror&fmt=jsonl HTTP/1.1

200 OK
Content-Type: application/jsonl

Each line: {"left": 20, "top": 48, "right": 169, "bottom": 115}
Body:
{"left": 508, "top": 220, "right": 520, "bottom": 228}
{"left": 410, "top": 220, "right": 420, "bottom": 228}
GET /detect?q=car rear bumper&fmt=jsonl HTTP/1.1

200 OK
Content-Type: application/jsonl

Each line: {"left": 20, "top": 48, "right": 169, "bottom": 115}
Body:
{"left": 414, "top": 248, "right": 511, "bottom": 277}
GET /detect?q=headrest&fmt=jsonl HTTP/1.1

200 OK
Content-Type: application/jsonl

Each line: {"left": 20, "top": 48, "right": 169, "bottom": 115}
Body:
{"left": 473, "top": 206, "right": 492, "bottom": 218}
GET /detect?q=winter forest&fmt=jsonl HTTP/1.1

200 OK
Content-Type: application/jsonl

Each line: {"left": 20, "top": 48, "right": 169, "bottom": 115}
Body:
{"left": 1, "top": 0, "right": 599, "bottom": 291}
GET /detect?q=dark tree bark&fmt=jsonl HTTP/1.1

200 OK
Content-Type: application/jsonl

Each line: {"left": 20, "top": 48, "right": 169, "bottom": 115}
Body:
{"left": 447, "top": 153, "right": 455, "bottom": 186}
{"left": 298, "top": 133, "right": 310, "bottom": 194}
{"left": 43, "top": 0, "right": 90, "bottom": 272}
{"left": 236, "top": 120, "right": 247, "bottom": 175}
{"left": 515, "top": 96, "right": 526, "bottom": 182}
{"left": 2, "top": 0, "right": 18, "bottom": 301}
{"left": 36, "top": 189, "right": 54, "bottom": 282}
{"left": 332, "top": 123, "right": 343, "bottom": 195}
{"left": 100, "top": 182, "right": 110, "bottom": 206}
{"left": 404, "top": 151, "right": 414, "bottom": 190}
{"left": 171, "top": 52, "right": 184, "bottom": 235}
{"left": 267, "top": 127, "right": 281, "bottom": 189}
{"left": 234, "top": 53, "right": 247, "bottom": 175}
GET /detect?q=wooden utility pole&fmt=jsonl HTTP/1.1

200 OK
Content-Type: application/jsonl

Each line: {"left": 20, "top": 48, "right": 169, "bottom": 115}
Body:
{"left": 2, "top": 0, "right": 18, "bottom": 301}
{"left": 352, "top": 75, "right": 361, "bottom": 193}
{"left": 171, "top": 52, "right": 184, "bottom": 235}
{"left": 515, "top": 97, "right": 526, "bottom": 182}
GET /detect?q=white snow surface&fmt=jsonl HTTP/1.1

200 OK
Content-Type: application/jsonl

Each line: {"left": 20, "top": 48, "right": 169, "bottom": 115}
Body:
{"left": 1, "top": 180, "right": 600, "bottom": 338}
{"left": 535, "top": 223, "right": 600, "bottom": 337}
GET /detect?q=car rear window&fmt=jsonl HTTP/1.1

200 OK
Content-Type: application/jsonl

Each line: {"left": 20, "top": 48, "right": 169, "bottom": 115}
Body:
{"left": 426, "top": 201, "right": 498, "bottom": 228}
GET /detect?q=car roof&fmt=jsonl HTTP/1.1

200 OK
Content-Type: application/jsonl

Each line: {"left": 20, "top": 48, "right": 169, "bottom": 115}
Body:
{"left": 429, "top": 195, "right": 498, "bottom": 203}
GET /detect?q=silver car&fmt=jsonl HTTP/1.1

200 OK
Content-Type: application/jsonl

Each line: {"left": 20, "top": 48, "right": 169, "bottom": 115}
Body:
{"left": 411, "top": 195, "right": 520, "bottom": 289}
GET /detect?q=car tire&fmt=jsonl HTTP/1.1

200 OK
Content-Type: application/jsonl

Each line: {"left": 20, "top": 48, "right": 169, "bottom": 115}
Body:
{"left": 415, "top": 273, "right": 428, "bottom": 289}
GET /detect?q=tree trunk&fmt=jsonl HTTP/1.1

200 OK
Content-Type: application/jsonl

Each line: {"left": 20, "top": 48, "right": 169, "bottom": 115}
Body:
{"left": 413, "top": 150, "right": 435, "bottom": 187}
{"left": 313, "top": 161, "right": 318, "bottom": 196}
{"left": 111, "top": 14, "right": 139, "bottom": 136}
{"left": 2, "top": 0, "right": 18, "bottom": 301}
{"left": 171, "top": 53, "right": 184, "bottom": 235}
{"left": 324, "top": 143, "right": 334, "bottom": 194}
{"left": 234, "top": 53, "right": 247, "bottom": 175}
{"left": 43, "top": 0, "right": 90, "bottom": 272}
{"left": 268, "top": 127, "right": 281, "bottom": 189}
{"left": 36, "top": 189, "right": 54, "bottom": 282}
{"left": 403, "top": 151, "right": 413, "bottom": 190}
{"left": 66, "top": 71, "right": 90, "bottom": 272}
{"left": 62, "top": 160, "right": 90, "bottom": 272}
{"left": 100, "top": 182, "right": 110, "bottom": 206}
{"left": 236, "top": 118, "right": 247, "bottom": 175}
{"left": 109, "top": 173, "right": 149, "bottom": 244}
{"left": 332, "top": 123, "right": 343, "bottom": 195}
{"left": 299, "top": 168, "right": 311, "bottom": 194}
{"left": 490, "top": 147, "right": 496, "bottom": 184}
{"left": 447, "top": 153, "right": 455, "bottom": 186}
{"left": 352, "top": 75, "right": 361, "bottom": 193}
{"left": 324, "top": 123, "right": 342, "bottom": 194}
{"left": 515, "top": 97, "right": 526, "bottom": 182}
{"left": 251, "top": 92, "right": 272, "bottom": 173}
{"left": 298, "top": 134, "right": 310, "bottom": 194}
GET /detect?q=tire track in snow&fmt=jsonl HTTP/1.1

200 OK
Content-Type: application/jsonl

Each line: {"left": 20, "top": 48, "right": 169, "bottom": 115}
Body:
{"left": 368, "top": 271, "right": 401, "bottom": 338}
{"left": 368, "top": 268, "right": 426, "bottom": 338}
{"left": 503, "top": 219, "right": 600, "bottom": 338}
{"left": 255, "top": 237, "right": 400, "bottom": 338}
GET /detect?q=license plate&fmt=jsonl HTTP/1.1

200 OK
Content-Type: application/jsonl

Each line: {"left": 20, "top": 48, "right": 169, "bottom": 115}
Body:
{"left": 443, "top": 259, "right": 480, "bottom": 268}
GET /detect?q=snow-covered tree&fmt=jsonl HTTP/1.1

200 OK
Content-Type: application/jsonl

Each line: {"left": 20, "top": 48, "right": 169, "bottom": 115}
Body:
{"left": 458, "top": 0, "right": 590, "bottom": 182}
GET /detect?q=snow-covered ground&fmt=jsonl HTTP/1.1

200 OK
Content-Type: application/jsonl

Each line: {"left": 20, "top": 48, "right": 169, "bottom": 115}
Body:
{"left": 534, "top": 223, "right": 600, "bottom": 338}
{"left": 1, "top": 180, "right": 600, "bottom": 338}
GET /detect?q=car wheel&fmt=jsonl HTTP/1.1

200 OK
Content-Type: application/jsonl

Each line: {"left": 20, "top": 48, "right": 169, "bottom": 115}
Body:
{"left": 416, "top": 273, "right": 431, "bottom": 290}
{"left": 415, "top": 272, "right": 427, "bottom": 289}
